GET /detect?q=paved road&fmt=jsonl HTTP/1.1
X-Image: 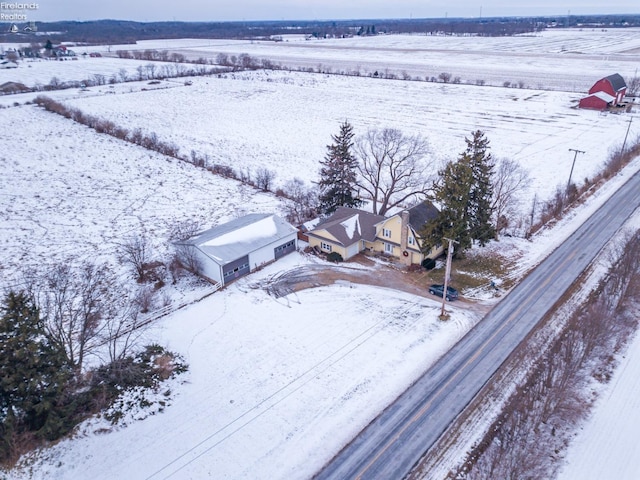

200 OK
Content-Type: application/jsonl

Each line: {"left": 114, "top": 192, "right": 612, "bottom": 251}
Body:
{"left": 314, "top": 169, "right": 640, "bottom": 480}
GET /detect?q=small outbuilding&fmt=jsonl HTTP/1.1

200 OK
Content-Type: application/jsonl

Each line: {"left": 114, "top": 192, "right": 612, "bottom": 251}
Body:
{"left": 579, "top": 73, "right": 627, "bottom": 110}
{"left": 176, "top": 213, "right": 298, "bottom": 286}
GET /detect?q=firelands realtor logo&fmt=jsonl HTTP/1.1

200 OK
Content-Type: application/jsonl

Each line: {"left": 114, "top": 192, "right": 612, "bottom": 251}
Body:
{"left": 1, "top": 2, "right": 39, "bottom": 21}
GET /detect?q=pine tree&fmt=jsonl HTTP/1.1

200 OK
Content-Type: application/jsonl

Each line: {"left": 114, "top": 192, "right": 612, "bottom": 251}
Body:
{"left": 0, "top": 292, "right": 71, "bottom": 450}
{"left": 317, "top": 121, "right": 361, "bottom": 215}
{"left": 465, "top": 130, "right": 496, "bottom": 245}
{"left": 421, "top": 158, "right": 474, "bottom": 252}
{"left": 420, "top": 130, "right": 495, "bottom": 253}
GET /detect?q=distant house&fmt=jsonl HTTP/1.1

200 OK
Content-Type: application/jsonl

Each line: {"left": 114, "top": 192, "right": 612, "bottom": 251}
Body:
{"left": 579, "top": 73, "right": 627, "bottom": 110}
{"left": 176, "top": 214, "right": 298, "bottom": 286}
{"left": 307, "top": 203, "right": 443, "bottom": 265}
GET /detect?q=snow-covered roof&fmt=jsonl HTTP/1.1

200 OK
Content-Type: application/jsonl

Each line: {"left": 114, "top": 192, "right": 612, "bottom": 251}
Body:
{"left": 591, "top": 91, "right": 616, "bottom": 103}
{"left": 309, "top": 207, "right": 384, "bottom": 246}
{"left": 181, "top": 213, "right": 297, "bottom": 265}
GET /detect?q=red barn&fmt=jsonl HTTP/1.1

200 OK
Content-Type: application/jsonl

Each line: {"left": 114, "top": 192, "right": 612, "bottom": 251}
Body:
{"left": 579, "top": 73, "right": 627, "bottom": 110}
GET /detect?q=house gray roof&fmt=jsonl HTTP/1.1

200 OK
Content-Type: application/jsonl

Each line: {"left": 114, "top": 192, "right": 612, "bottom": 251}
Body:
{"left": 408, "top": 202, "right": 440, "bottom": 230}
{"left": 605, "top": 73, "right": 627, "bottom": 92}
{"left": 180, "top": 213, "right": 297, "bottom": 265}
{"left": 310, "top": 207, "right": 385, "bottom": 246}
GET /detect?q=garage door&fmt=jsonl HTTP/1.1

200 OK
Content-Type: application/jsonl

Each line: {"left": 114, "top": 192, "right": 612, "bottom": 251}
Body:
{"left": 274, "top": 239, "right": 296, "bottom": 259}
{"left": 222, "top": 255, "right": 250, "bottom": 284}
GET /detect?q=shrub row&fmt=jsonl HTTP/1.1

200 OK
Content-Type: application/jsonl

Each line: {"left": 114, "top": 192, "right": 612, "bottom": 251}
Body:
{"left": 33, "top": 96, "right": 288, "bottom": 199}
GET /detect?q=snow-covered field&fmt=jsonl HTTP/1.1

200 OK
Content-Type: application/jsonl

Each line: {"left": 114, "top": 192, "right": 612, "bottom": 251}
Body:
{"left": 2, "top": 28, "right": 640, "bottom": 480}
{"left": 0, "top": 55, "right": 186, "bottom": 89}
{"left": 558, "top": 327, "right": 640, "bottom": 480}
{"left": 9, "top": 253, "right": 481, "bottom": 480}
{"left": 60, "top": 70, "right": 637, "bottom": 206}
{"left": 0, "top": 106, "right": 280, "bottom": 289}
{"left": 68, "top": 28, "right": 640, "bottom": 91}
{"left": 164, "top": 30, "right": 640, "bottom": 92}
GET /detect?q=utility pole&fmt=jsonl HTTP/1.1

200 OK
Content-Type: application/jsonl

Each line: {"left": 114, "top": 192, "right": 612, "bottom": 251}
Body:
{"left": 622, "top": 117, "right": 633, "bottom": 154}
{"left": 441, "top": 237, "right": 458, "bottom": 317}
{"left": 567, "top": 148, "right": 585, "bottom": 192}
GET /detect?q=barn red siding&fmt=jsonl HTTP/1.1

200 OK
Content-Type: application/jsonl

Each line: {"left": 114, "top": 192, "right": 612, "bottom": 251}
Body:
{"left": 582, "top": 74, "right": 627, "bottom": 110}
{"left": 579, "top": 95, "right": 609, "bottom": 110}
{"left": 588, "top": 78, "right": 615, "bottom": 97}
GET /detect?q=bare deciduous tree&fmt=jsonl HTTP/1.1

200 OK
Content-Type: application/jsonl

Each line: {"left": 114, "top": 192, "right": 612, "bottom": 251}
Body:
{"left": 27, "top": 261, "right": 113, "bottom": 373}
{"left": 282, "top": 177, "right": 319, "bottom": 224}
{"left": 134, "top": 286, "right": 156, "bottom": 314}
{"left": 145, "top": 63, "right": 157, "bottom": 79}
{"left": 255, "top": 167, "right": 276, "bottom": 191}
{"left": 355, "top": 128, "right": 432, "bottom": 215}
{"left": 117, "top": 234, "right": 150, "bottom": 282}
{"left": 627, "top": 76, "right": 640, "bottom": 96}
{"left": 491, "top": 157, "right": 530, "bottom": 237}
{"left": 438, "top": 72, "right": 452, "bottom": 83}
{"left": 166, "top": 218, "right": 202, "bottom": 243}
{"left": 173, "top": 244, "right": 202, "bottom": 276}
{"left": 102, "top": 296, "right": 147, "bottom": 364}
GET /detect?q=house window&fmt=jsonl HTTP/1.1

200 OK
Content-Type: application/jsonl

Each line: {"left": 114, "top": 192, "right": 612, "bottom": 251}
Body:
{"left": 383, "top": 228, "right": 392, "bottom": 238}
{"left": 320, "top": 242, "right": 332, "bottom": 252}
{"left": 408, "top": 236, "right": 415, "bottom": 246}
{"left": 384, "top": 243, "right": 393, "bottom": 254}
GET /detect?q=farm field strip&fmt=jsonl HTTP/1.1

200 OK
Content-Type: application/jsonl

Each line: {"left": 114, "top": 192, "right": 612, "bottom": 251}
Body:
{"left": 63, "top": 69, "right": 637, "bottom": 207}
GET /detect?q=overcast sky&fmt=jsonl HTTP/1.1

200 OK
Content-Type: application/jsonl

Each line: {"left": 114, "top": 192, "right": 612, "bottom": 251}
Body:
{"left": 12, "top": 1, "right": 640, "bottom": 23}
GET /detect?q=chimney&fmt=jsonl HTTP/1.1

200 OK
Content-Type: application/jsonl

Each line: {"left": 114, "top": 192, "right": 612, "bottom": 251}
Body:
{"left": 400, "top": 210, "right": 410, "bottom": 265}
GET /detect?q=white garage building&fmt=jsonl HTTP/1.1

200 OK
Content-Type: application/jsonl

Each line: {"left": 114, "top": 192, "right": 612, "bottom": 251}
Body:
{"left": 178, "top": 213, "right": 298, "bottom": 286}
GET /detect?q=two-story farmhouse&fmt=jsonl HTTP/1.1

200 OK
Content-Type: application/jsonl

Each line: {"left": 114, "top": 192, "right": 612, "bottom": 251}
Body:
{"left": 307, "top": 203, "right": 443, "bottom": 265}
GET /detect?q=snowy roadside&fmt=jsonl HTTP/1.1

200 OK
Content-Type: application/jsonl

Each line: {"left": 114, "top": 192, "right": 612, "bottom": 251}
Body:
{"left": 412, "top": 157, "right": 640, "bottom": 479}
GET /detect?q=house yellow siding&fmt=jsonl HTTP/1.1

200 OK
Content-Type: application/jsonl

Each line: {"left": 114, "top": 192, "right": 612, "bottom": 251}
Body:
{"left": 308, "top": 235, "right": 349, "bottom": 259}
{"left": 308, "top": 207, "right": 445, "bottom": 265}
{"left": 377, "top": 217, "right": 403, "bottom": 245}
{"left": 310, "top": 229, "right": 339, "bottom": 243}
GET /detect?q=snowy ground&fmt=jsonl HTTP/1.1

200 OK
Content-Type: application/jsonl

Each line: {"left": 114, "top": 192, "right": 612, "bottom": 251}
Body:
{"left": 557, "top": 328, "right": 640, "bottom": 480}
{"left": 8, "top": 253, "right": 481, "bottom": 480}
{"left": 0, "top": 105, "right": 280, "bottom": 290}
{"left": 153, "top": 29, "right": 640, "bottom": 92}
{"left": 6, "top": 151, "right": 640, "bottom": 480}
{"left": 61, "top": 69, "right": 639, "bottom": 206}
{"left": 2, "top": 28, "right": 640, "bottom": 479}
{"left": 61, "top": 28, "right": 640, "bottom": 91}
{"left": 0, "top": 55, "right": 185, "bottom": 90}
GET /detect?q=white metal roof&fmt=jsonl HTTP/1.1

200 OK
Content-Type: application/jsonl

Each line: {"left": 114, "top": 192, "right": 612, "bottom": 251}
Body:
{"left": 181, "top": 213, "right": 297, "bottom": 265}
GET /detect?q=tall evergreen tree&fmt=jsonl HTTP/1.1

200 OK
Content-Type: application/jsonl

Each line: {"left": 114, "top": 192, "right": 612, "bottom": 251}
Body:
{"left": 465, "top": 130, "right": 496, "bottom": 245}
{"left": 421, "top": 130, "right": 495, "bottom": 253}
{"left": 317, "top": 121, "right": 361, "bottom": 215}
{"left": 421, "top": 158, "right": 474, "bottom": 251}
{"left": 0, "top": 292, "right": 71, "bottom": 449}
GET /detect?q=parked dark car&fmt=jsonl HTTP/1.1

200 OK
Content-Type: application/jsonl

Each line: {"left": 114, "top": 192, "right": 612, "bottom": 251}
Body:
{"left": 428, "top": 284, "right": 459, "bottom": 301}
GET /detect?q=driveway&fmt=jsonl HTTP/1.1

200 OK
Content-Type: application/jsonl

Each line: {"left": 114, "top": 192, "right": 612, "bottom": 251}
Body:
{"left": 259, "top": 255, "right": 487, "bottom": 313}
